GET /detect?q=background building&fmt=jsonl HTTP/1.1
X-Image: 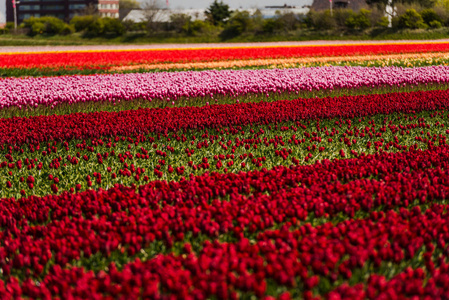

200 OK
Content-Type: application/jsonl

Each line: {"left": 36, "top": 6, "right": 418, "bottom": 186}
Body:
{"left": 6, "top": 0, "right": 119, "bottom": 24}
{"left": 123, "top": 5, "right": 309, "bottom": 23}
{"left": 0, "top": 1, "right": 5, "bottom": 27}
{"left": 311, "top": 0, "right": 368, "bottom": 11}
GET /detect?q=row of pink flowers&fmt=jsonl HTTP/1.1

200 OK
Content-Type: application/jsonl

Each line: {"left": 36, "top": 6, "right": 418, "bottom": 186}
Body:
{"left": 1, "top": 66, "right": 449, "bottom": 109}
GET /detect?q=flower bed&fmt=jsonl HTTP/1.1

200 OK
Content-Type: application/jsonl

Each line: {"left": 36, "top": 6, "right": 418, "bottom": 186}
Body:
{"left": 1, "top": 90, "right": 448, "bottom": 198}
{"left": 3, "top": 42, "right": 449, "bottom": 299}
{"left": 0, "top": 146, "right": 449, "bottom": 298}
{"left": 1, "top": 66, "right": 449, "bottom": 116}
{"left": 2, "top": 42, "right": 449, "bottom": 70}
{"left": 3, "top": 51, "right": 449, "bottom": 78}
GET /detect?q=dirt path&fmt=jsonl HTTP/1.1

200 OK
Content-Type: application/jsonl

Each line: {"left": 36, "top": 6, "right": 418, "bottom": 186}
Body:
{"left": 1, "top": 39, "right": 449, "bottom": 53}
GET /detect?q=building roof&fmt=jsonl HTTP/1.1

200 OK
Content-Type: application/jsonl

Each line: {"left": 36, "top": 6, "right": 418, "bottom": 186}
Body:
{"left": 123, "top": 9, "right": 207, "bottom": 23}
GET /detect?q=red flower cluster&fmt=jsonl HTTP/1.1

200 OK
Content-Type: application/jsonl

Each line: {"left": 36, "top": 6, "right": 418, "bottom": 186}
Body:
{"left": 1, "top": 89, "right": 449, "bottom": 146}
{"left": 2, "top": 43, "right": 449, "bottom": 69}
{"left": 0, "top": 146, "right": 448, "bottom": 297}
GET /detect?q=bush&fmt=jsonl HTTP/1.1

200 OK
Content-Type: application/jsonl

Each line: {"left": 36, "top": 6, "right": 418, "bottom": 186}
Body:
{"left": 61, "top": 24, "right": 75, "bottom": 35}
{"left": 377, "top": 16, "right": 390, "bottom": 28}
{"left": 420, "top": 8, "right": 442, "bottom": 26}
{"left": 345, "top": 9, "right": 371, "bottom": 30}
{"left": 306, "top": 10, "right": 336, "bottom": 30}
{"left": 170, "top": 13, "right": 191, "bottom": 33}
{"left": 103, "top": 18, "right": 125, "bottom": 35}
{"left": 251, "top": 9, "right": 265, "bottom": 33}
{"left": 429, "top": 20, "right": 443, "bottom": 28}
{"left": 220, "top": 10, "right": 252, "bottom": 39}
{"left": 262, "top": 18, "right": 283, "bottom": 34}
{"left": 5, "top": 22, "right": 15, "bottom": 32}
{"left": 182, "top": 20, "right": 215, "bottom": 36}
{"left": 333, "top": 9, "right": 356, "bottom": 29}
{"left": 397, "top": 9, "right": 427, "bottom": 29}
{"left": 433, "top": 5, "right": 449, "bottom": 26}
{"left": 30, "top": 22, "right": 46, "bottom": 35}
{"left": 80, "top": 17, "right": 124, "bottom": 36}
{"left": 23, "top": 16, "right": 67, "bottom": 36}
{"left": 85, "top": 18, "right": 105, "bottom": 36}
{"left": 369, "top": 7, "right": 387, "bottom": 28}
{"left": 276, "top": 12, "right": 300, "bottom": 31}
{"left": 70, "top": 15, "right": 96, "bottom": 32}
{"left": 122, "top": 20, "right": 146, "bottom": 32}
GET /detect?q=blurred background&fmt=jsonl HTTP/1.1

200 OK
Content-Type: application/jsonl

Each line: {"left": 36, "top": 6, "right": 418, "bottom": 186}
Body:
{"left": 1, "top": 0, "right": 448, "bottom": 43}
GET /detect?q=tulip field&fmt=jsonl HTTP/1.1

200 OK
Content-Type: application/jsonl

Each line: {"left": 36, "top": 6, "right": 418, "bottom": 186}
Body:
{"left": 3, "top": 41, "right": 449, "bottom": 298}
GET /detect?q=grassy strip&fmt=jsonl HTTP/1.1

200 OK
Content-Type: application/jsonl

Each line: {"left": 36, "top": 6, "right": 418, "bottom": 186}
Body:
{"left": 2, "top": 83, "right": 449, "bottom": 119}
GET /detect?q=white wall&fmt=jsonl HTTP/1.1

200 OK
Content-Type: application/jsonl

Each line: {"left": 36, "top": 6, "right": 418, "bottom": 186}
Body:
{"left": 0, "top": 0, "right": 6, "bottom": 24}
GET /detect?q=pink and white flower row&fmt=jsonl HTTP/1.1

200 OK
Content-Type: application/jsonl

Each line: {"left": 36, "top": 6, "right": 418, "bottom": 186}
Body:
{"left": 1, "top": 66, "right": 449, "bottom": 109}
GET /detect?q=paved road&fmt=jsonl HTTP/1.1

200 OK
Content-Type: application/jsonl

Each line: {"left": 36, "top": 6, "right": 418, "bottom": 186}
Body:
{"left": 1, "top": 39, "right": 449, "bottom": 53}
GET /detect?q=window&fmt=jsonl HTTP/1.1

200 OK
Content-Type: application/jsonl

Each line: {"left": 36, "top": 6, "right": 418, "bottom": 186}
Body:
{"left": 19, "top": 13, "right": 32, "bottom": 20}
{"left": 19, "top": 5, "right": 40, "bottom": 11}
{"left": 45, "top": 13, "right": 65, "bottom": 19}
{"left": 99, "top": 3, "right": 119, "bottom": 10}
{"left": 334, "top": 1, "right": 349, "bottom": 8}
{"left": 69, "top": 4, "right": 86, "bottom": 10}
{"left": 42, "top": 5, "right": 64, "bottom": 10}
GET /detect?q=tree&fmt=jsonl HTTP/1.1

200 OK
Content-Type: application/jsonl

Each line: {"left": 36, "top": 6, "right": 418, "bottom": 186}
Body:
{"left": 421, "top": 8, "right": 442, "bottom": 25}
{"left": 397, "top": 8, "right": 427, "bottom": 28}
{"left": 436, "top": 0, "right": 449, "bottom": 10}
{"left": 345, "top": 9, "right": 372, "bottom": 30}
{"left": 262, "top": 18, "right": 282, "bottom": 34}
{"left": 23, "top": 16, "right": 73, "bottom": 36}
{"left": 276, "top": 12, "right": 300, "bottom": 31}
{"left": 70, "top": 15, "right": 96, "bottom": 32}
{"left": 170, "top": 13, "right": 191, "bottom": 33}
{"left": 141, "top": 0, "right": 166, "bottom": 34}
{"left": 119, "top": 0, "right": 140, "bottom": 20}
{"left": 434, "top": 2, "right": 449, "bottom": 26}
{"left": 205, "top": 0, "right": 232, "bottom": 25}
{"left": 306, "top": 10, "right": 336, "bottom": 30}
{"left": 220, "top": 10, "right": 252, "bottom": 38}
{"left": 79, "top": 3, "right": 99, "bottom": 16}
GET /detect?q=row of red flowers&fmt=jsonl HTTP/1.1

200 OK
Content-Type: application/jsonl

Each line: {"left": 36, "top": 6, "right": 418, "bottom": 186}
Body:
{"left": 0, "top": 145, "right": 449, "bottom": 298}
{"left": 5, "top": 206, "right": 449, "bottom": 300}
{"left": 2, "top": 43, "right": 449, "bottom": 69}
{"left": 0, "top": 103, "right": 447, "bottom": 197}
{"left": 2, "top": 89, "right": 449, "bottom": 146}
